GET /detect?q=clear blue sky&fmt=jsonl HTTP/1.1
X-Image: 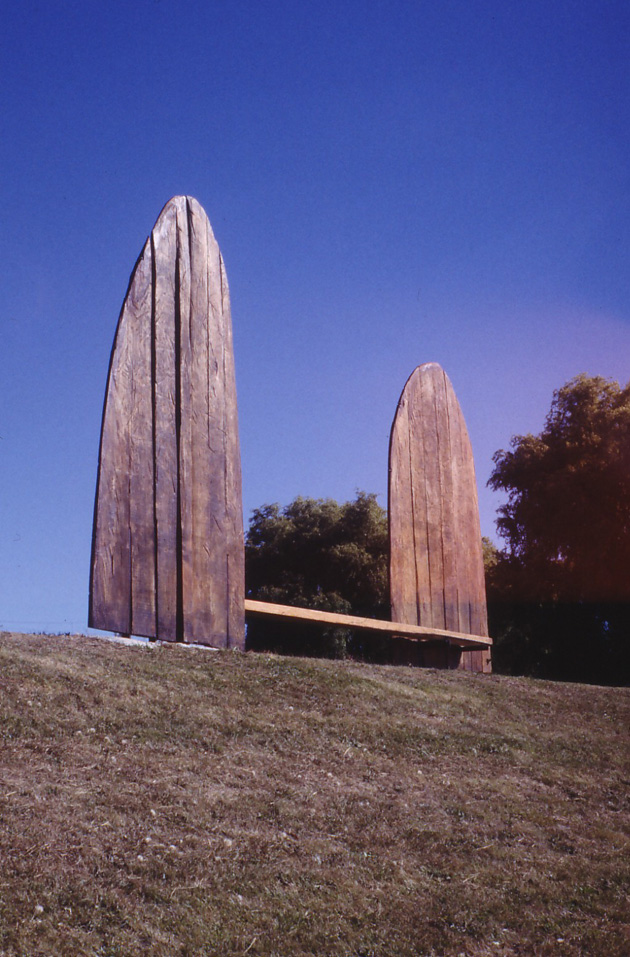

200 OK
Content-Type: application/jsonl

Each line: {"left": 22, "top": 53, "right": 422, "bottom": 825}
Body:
{"left": 2, "top": 0, "right": 629, "bottom": 633}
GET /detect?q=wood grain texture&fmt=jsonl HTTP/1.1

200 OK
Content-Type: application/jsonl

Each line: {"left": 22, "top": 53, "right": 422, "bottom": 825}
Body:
{"left": 244, "top": 599, "right": 492, "bottom": 649}
{"left": 389, "top": 362, "right": 491, "bottom": 673}
{"left": 89, "top": 196, "right": 244, "bottom": 648}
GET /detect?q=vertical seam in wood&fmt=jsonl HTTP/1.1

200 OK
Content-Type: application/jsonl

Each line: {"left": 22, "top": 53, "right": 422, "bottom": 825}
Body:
{"left": 128, "top": 523, "right": 133, "bottom": 635}
{"left": 185, "top": 198, "right": 195, "bottom": 641}
{"left": 226, "top": 554, "right": 231, "bottom": 647}
{"left": 174, "top": 209, "right": 184, "bottom": 643}
{"left": 407, "top": 401, "right": 421, "bottom": 626}
{"left": 150, "top": 233, "right": 160, "bottom": 639}
{"left": 221, "top": 256, "right": 228, "bottom": 516}
{"left": 420, "top": 375, "right": 433, "bottom": 627}
{"left": 127, "top": 366, "right": 133, "bottom": 637}
{"left": 186, "top": 199, "right": 194, "bottom": 356}
{"left": 205, "top": 216, "right": 213, "bottom": 637}
{"left": 206, "top": 221, "right": 211, "bottom": 456}
{"left": 434, "top": 373, "right": 447, "bottom": 629}
{"left": 443, "top": 370, "right": 459, "bottom": 632}
{"left": 221, "top": 254, "right": 230, "bottom": 644}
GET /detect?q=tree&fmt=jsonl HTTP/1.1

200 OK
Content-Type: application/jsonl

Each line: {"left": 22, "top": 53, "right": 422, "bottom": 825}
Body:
{"left": 245, "top": 492, "right": 389, "bottom": 659}
{"left": 488, "top": 374, "right": 630, "bottom": 683}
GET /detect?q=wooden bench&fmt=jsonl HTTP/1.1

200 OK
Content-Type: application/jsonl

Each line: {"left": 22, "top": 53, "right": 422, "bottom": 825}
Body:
{"left": 244, "top": 599, "right": 492, "bottom": 650}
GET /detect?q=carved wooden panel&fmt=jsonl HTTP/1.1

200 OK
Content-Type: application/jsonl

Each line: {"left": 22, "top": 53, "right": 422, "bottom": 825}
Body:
{"left": 89, "top": 196, "right": 244, "bottom": 648}
{"left": 389, "top": 362, "right": 490, "bottom": 672}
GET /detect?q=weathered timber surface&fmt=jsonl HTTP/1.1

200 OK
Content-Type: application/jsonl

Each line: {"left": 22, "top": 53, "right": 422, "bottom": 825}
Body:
{"left": 388, "top": 362, "right": 491, "bottom": 673}
{"left": 244, "top": 600, "right": 492, "bottom": 649}
{"left": 89, "top": 196, "right": 244, "bottom": 648}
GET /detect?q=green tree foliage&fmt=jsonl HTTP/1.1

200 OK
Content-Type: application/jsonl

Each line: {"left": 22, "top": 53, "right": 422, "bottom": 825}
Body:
{"left": 482, "top": 536, "right": 500, "bottom": 575}
{"left": 245, "top": 492, "right": 389, "bottom": 659}
{"left": 488, "top": 374, "right": 630, "bottom": 684}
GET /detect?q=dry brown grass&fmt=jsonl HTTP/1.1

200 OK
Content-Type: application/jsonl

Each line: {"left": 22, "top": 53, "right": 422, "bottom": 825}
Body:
{"left": 0, "top": 632, "right": 628, "bottom": 956}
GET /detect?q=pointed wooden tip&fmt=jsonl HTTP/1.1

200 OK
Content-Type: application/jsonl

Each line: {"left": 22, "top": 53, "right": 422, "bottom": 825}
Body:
{"left": 151, "top": 196, "right": 217, "bottom": 245}
{"left": 394, "top": 363, "right": 449, "bottom": 412}
{"left": 157, "top": 195, "right": 206, "bottom": 214}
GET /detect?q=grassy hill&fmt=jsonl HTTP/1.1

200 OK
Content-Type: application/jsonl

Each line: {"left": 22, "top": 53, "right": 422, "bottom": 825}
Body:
{"left": 0, "top": 632, "right": 628, "bottom": 957}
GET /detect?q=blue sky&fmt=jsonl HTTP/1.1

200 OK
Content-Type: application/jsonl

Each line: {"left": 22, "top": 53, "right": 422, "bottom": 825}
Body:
{"left": 1, "top": 0, "right": 629, "bottom": 633}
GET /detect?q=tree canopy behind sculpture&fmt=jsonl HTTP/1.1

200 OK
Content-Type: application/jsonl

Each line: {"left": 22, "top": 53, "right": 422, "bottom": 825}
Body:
{"left": 245, "top": 492, "right": 388, "bottom": 659}
{"left": 488, "top": 374, "right": 630, "bottom": 684}
{"left": 489, "top": 374, "right": 630, "bottom": 602}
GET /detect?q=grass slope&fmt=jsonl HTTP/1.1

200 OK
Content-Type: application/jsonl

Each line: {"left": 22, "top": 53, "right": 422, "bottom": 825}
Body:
{"left": 0, "top": 633, "right": 628, "bottom": 957}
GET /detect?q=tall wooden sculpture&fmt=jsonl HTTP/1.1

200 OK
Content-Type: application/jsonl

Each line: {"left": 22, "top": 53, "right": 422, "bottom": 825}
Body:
{"left": 389, "top": 362, "right": 490, "bottom": 672}
{"left": 89, "top": 196, "right": 245, "bottom": 648}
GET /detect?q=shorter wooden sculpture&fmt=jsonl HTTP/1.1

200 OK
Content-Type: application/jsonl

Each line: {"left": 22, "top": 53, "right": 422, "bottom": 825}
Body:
{"left": 89, "top": 196, "right": 244, "bottom": 648}
{"left": 389, "top": 362, "right": 491, "bottom": 672}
